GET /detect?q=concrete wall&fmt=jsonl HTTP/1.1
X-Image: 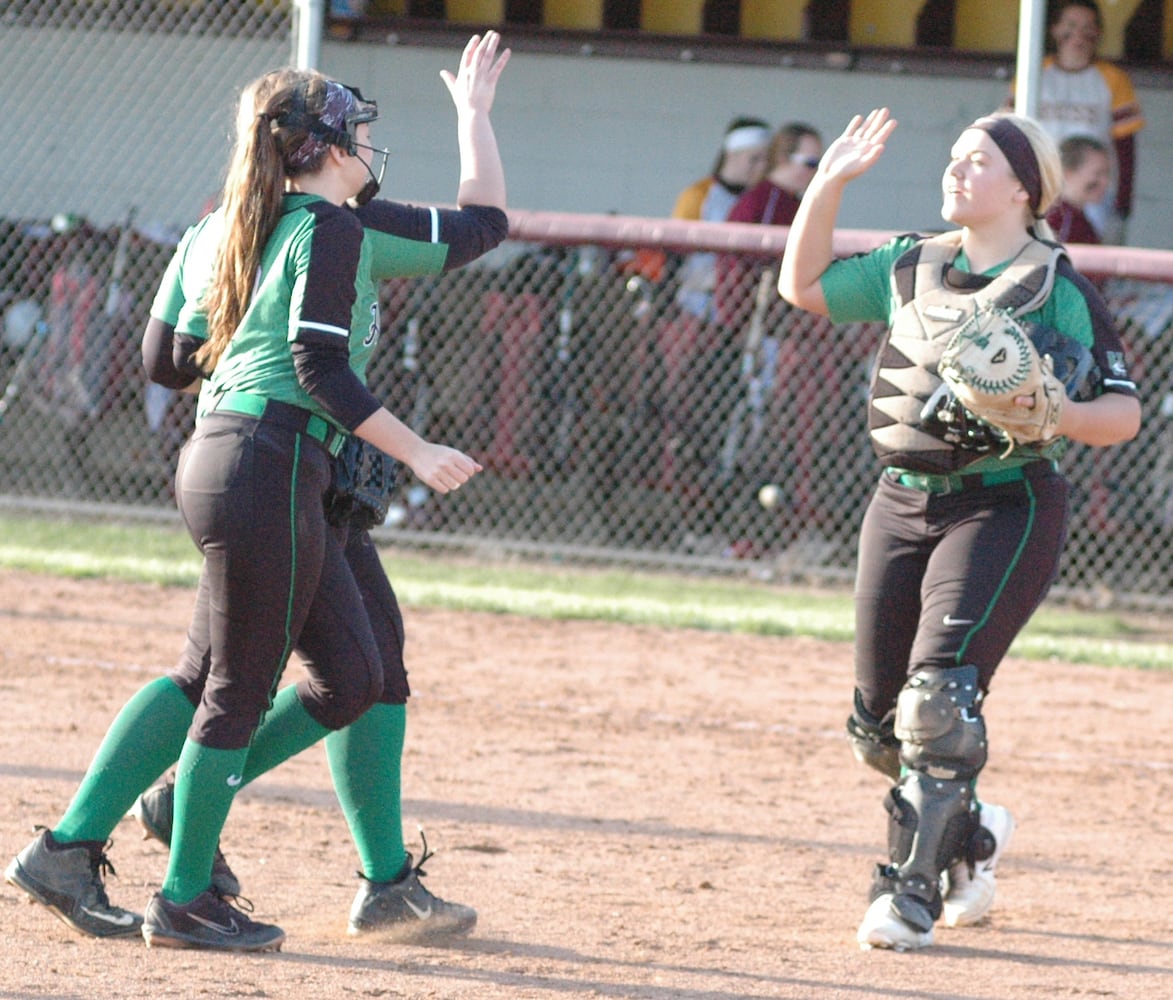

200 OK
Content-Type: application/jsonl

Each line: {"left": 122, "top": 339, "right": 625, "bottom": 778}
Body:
{"left": 0, "top": 25, "right": 1168, "bottom": 249}
{"left": 330, "top": 37, "right": 1172, "bottom": 249}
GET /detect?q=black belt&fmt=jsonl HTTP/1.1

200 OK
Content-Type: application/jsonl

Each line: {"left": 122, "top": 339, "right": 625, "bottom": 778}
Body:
{"left": 205, "top": 391, "right": 347, "bottom": 457}
{"left": 885, "top": 461, "right": 1057, "bottom": 495}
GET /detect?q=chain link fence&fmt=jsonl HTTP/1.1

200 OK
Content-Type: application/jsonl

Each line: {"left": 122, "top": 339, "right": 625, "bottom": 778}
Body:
{"left": 3, "top": 4, "right": 1173, "bottom": 607}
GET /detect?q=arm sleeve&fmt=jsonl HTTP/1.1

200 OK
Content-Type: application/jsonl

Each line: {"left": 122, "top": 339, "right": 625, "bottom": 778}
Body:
{"left": 288, "top": 203, "right": 382, "bottom": 430}
{"left": 142, "top": 319, "right": 210, "bottom": 389}
{"left": 142, "top": 318, "right": 190, "bottom": 389}
{"left": 291, "top": 340, "right": 382, "bottom": 431}
{"left": 289, "top": 203, "right": 364, "bottom": 344}
{"left": 355, "top": 201, "right": 509, "bottom": 275}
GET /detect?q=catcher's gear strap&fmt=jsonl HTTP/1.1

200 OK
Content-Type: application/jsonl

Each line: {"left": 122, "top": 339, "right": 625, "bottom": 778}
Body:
{"left": 846, "top": 689, "right": 900, "bottom": 781}
{"left": 868, "top": 234, "right": 1066, "bottom": 473}
{"left": 891, "top": 231, "right": 1065, "bottom": 318}
{"left": 872, "top": 665, "right": 989, "bottom": 931}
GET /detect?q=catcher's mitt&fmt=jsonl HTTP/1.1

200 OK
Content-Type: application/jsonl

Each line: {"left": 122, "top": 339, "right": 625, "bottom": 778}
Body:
{"left": 938, "top": 305, "right": 1067, "bottom": 454}
{"left": 324, "top": 437, "right": 399, "bottom": 531}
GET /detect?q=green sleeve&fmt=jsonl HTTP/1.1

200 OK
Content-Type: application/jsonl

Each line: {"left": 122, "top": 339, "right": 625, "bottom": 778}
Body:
{"left": 819, "top": 235, "right": 919, "bottom": 324}
{"left": 1021, "top": 276, "right": 1094, "bottom": 348}
{"left": 365, "top": 229, "right": 449, "bottom": 280}
{"left": 149, "top": 227, "right": 195, "bottom": 325}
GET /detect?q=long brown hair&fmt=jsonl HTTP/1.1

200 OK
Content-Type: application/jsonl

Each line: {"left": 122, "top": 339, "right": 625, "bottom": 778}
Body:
{"left": 195, "top": 69, "right": 333, "bottom": 372}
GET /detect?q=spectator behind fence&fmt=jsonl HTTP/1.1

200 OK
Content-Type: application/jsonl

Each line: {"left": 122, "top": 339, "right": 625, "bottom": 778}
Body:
{"left": 1006, "top": 0, "right": 1144, "bottom": 243}
{"left": 715, "top": 123, "right": 823, "bottom": 332}
{"left": 671, "top": 116, "right": 770, "bottom": 322}
{"left": 1046, "top": 135, "right": 1110, "bottom": 245}
{"left": 708, "top": 123, "right": 827, "bottom": 542}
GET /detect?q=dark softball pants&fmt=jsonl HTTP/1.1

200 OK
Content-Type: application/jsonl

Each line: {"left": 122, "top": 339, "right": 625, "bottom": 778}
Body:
{"left": 172, "top": 410, "right": 383, "bottom": 750}
{"left": 853, "top": 461, "right": 1071, "bottom": 720}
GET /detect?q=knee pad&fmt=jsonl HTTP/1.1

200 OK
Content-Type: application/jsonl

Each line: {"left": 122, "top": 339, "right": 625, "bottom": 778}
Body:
{"left": 846, "top": 690, "right": 900, "bottom": 781}
{"left": 895, "top": 665, "right": 988, "bottom": 779}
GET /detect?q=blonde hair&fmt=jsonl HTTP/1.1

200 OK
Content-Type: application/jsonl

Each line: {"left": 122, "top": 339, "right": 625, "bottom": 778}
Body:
{"left": 974, "top": 112, "right": 1063, "bottom": 238}
{"left": 195, "top": 68, "right": 333, "bottom": 372}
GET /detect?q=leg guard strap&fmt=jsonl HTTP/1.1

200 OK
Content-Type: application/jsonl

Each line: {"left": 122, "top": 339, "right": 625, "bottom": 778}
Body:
{"left": 846, "top": 690, "right": 900, "bottom": 781}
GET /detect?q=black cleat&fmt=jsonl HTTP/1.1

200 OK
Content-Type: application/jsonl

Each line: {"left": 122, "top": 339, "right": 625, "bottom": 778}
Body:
{"left": 142, "top": 888, "right": 284, "bottom": 952}
{"left": 348, "top": 835, "right": 476, "bottom": 942}
{"left": 5, "top": 828, "right": 142, "bottom": 938}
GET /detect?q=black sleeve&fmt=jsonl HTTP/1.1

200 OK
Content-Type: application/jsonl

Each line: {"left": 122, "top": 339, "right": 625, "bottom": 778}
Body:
{"left": 296, "top": 202, "right": 365, "bottom": 340}
{"left": 142, "top": 318, "right": 208, "bottom": 389}
{"left": 355, "top": 200, "right": 509, "bottom": 270}
{"left": 292, "top": 339, "right": 382, "bottom": 432}
{"left": 1057, "top": 258, "right": 1138, "bottom": 398}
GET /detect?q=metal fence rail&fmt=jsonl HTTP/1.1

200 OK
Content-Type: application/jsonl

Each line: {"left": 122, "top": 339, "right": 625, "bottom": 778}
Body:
{"left": 4, "top": 206, "right": 1173, "bottom": 607}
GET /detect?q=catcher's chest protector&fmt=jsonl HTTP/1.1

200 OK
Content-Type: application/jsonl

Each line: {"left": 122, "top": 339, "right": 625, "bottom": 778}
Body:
{"left": 868, "top": 232, "right": 1066, "bottom": 473}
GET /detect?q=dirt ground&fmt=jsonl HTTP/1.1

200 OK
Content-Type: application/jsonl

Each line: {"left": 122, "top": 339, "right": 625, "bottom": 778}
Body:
{"left": 0, "top": 567, "right": 1170, "bottom": 1000}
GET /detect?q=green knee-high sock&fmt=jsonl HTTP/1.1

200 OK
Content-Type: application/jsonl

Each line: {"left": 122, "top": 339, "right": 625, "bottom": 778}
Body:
{"left": 163, "top": 739, "right": 249, "bottom": 905}
{"left": 324, "top": 702, "right": 407, "bottom": 883}
{"left": 239, "top": 685, "right": 332, "bottom": 785}
{"left": 54, "top": 677, "right": 194, "bottom": 844}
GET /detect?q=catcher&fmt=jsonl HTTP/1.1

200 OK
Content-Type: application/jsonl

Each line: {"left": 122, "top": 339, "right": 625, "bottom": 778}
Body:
{"left": 779, "top": 109, "right": 1140, "bottom": 951}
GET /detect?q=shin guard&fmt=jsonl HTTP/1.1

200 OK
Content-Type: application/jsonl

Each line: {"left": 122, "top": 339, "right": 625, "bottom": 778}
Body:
{"left": 875, "top": 665, "right": 988, "bottom": 932}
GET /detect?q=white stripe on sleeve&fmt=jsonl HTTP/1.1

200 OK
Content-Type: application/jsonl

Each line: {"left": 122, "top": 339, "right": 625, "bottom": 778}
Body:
{"left": 297, "top": 320, "right": 350, "bottom": 338}
{"left": 429, "top": 206, "right": 440, "bottom": 244}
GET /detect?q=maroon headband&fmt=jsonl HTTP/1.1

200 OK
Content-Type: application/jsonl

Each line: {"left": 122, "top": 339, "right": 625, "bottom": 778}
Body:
{"left": 970, "top": 116, "right": 1043, "bottom": 217}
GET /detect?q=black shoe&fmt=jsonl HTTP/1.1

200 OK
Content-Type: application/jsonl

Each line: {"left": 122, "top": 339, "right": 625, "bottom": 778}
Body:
{"left": 5, "top": 828, "right": 142, "bottom": 938}
{"left": 142, "top": 888, "right": 284, "bottom": 952}
{"left": 131, "top": 776, "right": 242, "bottom": 897}
{"left": 348, "top": 834, "right": 476, "bottom": 941}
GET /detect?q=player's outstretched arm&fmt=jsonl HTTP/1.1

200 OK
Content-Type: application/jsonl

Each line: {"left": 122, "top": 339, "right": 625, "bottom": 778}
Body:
{"left": 441, "top": 31, "right": 510, "bottom": 210}
{"left": 779, "top": 108, "right": 897, "bottom": 316}
{"left": 353, "top": 407, "right": 483, "bottom": 494}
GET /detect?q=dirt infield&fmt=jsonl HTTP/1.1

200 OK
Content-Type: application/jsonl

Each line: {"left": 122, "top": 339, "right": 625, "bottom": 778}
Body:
{"left": 1, "top": 568, "right": 1170, "bottom": 1000}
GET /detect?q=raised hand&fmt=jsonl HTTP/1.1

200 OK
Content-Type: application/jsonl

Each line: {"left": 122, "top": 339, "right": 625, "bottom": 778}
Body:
{"left": 441, "top": 30, "right": 511, "bottom": 116}
{"left": 818, "top": 108, "right": 898, "bottom": 184}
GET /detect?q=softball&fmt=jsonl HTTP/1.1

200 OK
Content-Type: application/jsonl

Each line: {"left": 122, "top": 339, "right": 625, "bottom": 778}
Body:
{"left": 757, "top": 483, "right": 781, "bottom": 509}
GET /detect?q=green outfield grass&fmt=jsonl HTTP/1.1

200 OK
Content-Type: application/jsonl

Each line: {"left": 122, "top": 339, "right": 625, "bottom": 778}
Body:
{"left": 0, "top": 513, "right": 1169, "bottom": 670}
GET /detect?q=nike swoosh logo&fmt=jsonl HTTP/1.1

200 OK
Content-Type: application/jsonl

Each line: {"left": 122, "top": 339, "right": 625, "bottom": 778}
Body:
{"left": 81, "top": 906, "right": 135, "bottom": 926}
{"left": 403, "top": 897, "right": 433, "bottom": 920}
{"left": 226, "top": 774, "right": 243, "bottom": 787}
{"left": 942, "top": 615, "right": 975, "bottom": 626}
{"left": 189, "top": 913, "right": 240, "bottom": 935}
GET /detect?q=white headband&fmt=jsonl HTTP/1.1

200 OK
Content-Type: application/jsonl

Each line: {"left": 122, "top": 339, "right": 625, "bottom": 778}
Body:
{"left": 723, "top": 125, "right": 770, "bottom": 154}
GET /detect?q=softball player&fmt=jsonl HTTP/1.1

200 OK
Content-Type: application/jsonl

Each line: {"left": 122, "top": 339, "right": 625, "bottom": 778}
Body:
{"left": 6, "top": 32, "right": 509, "bottom": 952}
{"left": 779, "top": 108, "right": 1140, "bottom": 950}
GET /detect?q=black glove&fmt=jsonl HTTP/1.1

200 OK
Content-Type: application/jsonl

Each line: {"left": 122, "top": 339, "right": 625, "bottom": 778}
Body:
{"left": 324, "top": 437, "right": 399, "bottom": 530}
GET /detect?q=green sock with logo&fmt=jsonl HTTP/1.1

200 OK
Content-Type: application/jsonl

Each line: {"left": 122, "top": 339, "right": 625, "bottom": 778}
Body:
{"left": 54, "top": 676, "right": 193, "bottom": 844}
{"left": 325, "top": 702, "right": 407, "bottom": 883}
{"left": 240, "top": 685, "right": 332, "bottom": 785}
{"left": 162, "top": 739, "right": 249, "bottom": 905}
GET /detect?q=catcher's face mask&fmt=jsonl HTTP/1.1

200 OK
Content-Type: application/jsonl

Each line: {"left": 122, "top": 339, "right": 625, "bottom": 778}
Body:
{"left": 340, "top": 84, "right": 388, "bottom": 207}
{"left": 280, "top": 81, "right": 388, "bottom": 205}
